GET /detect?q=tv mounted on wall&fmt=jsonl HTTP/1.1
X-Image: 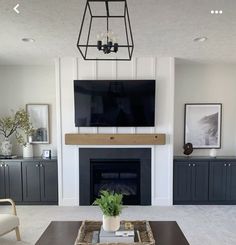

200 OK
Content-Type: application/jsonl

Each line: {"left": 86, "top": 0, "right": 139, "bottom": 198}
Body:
{"left": 74, "top": 80, "right": 155, "bottom": 127}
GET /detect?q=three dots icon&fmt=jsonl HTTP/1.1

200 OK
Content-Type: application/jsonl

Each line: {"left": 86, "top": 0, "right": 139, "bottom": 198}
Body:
{"left": 211, "top": 10, "right": 223, "bottom": 14}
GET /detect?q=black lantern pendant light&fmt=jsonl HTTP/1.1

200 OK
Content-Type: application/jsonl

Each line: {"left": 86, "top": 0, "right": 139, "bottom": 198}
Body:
{"left": 77, "top": 0, "right": 134, "bottom": 61}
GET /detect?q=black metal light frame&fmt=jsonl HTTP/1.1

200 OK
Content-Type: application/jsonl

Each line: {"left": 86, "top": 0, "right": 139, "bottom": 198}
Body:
{"left": 77, "top": 0, "right": 134, "bottom": 61}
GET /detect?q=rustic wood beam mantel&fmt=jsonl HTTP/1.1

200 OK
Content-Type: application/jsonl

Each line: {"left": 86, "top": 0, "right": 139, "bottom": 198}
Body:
{"left": 65, "top": 133, "right": 166, "bottom": 145}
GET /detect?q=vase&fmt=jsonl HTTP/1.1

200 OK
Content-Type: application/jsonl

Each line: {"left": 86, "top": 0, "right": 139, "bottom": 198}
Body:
{"left": 102, "top": 215, "right": 120, "bottom": 232}
{"left": 0, "top": 138, "right": 12, "bottom": 156}
{"left": 209, "top": 148, "right": 217, "bottom": 157}
{"left": 23, "top": 143, "right": 33, "bottom": 158}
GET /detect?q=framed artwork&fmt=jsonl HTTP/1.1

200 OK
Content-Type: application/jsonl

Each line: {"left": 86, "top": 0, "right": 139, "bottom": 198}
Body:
{"left": 42, "top": 149, "right": 51, "bottom": 159}
{"left": 26, "top": 104, "right": 49, "bottom": 144}
{"left": 184, "top": 103, "right": 222, "bottom": 149}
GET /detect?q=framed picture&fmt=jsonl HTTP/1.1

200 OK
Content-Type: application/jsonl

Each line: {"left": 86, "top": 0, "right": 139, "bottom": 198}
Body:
{"left": 26, "top": 104, "right": 49, "bottom": 144}
{"left": 42, "top": 149, "right": 51, "bottom": 159}
{"left": 184, "top": 103, "right": 222, "bottom": 149}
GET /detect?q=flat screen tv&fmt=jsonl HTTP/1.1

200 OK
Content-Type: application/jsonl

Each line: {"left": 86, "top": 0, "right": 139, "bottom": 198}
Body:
{"left": 74, "top": 80, "right": 155, "bottom": 127}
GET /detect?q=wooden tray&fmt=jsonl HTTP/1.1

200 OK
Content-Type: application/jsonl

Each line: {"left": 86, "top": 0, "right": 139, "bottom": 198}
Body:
{"left": 74, "top": 220, "right": 155, "bottom": 245}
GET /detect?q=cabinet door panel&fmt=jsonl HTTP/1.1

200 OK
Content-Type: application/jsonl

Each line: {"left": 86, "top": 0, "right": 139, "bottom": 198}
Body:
{"left": 40, "top": 161, "right": 58, "bottom": 202}
{"left": 209, "top": 162, "right": 227, "bottom": 201}
{"left": 5, "top": 161, "right": 22, "bottom": 202}
{"left": 22, "top": 162, "right": 41, "bottom": 202}
{"left": 0, "top": 163, "right": 6, "bottom": 198}
{"left": 227, "top": 162, "right": 236, "bottom": 201}
{"left": 191, "top": 162, "right": 209, "bottom": 201}
{"left": 174, "top": 162, "right": 191, "bottom": 201}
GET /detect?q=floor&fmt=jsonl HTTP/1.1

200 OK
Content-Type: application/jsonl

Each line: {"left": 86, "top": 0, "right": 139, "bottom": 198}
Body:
{"left": 0, "top": 205, "right": 236, "bottom": 245}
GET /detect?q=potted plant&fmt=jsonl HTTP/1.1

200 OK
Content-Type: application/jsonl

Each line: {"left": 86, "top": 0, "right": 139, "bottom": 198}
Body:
{"left": 0, "top": 109, "right": 33, "bottom": 156}
{"left": 93, "top": 190, "right": 123, "bottom": 232}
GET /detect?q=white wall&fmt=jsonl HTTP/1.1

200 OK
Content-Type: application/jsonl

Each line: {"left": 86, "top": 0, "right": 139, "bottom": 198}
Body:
{"left": 0, "top": 65, "right": 57, "bottom": 157}
{"left": 174, "top": 63, "right": 236, "bottom": 156}
{"left": 56, "top": 57, "right": 175, "bottom": 206}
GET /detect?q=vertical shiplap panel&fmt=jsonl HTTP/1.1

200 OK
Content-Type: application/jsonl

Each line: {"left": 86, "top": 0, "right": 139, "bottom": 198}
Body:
{"left": 59, "top": 57, "right": 78, "bottom": 204}
{"left": 73, "top": 58, "right": 80, "bottom": 134}
{"left": 154, "top": 57, "right": 174, "bottom": 205}
{"left": 78, "top": 60, "right": 98, "bottom": 134}
{"left": 97, "top": 61, "right": 116, "bottom": 134}
{"left": 136, "top": 57, "right": 155, "bottom": 133}
{"left": 116, "top": 61, "right": 135, "bottom": 133}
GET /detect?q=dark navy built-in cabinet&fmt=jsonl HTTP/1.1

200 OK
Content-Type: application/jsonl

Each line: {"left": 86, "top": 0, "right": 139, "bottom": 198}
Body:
{"left": 0, "top": 158, "right": 58, "bottom": 204}
{"left": 174, "top": 157, "right": 236, "bottom": 204}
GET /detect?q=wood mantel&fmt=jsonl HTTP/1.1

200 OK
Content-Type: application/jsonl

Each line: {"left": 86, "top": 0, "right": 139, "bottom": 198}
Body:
{"left": 65, "top": 133, "right": 166, "bottom": 145}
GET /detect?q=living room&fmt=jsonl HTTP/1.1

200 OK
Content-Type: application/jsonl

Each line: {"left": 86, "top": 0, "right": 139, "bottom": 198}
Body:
{"left": 0, "top": 0, "right": 235, "bottom": 244}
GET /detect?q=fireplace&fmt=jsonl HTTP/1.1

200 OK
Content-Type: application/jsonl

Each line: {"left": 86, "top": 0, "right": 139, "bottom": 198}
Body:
{"left": 79, "top": 148, "right": 151, "bottom": 205}
{"left": 91, "top": 159, "right": 140, "bottom": 205}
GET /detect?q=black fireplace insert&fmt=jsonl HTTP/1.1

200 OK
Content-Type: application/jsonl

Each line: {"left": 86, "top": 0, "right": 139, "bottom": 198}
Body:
{"left": 79, "top": 148, "right": 151, "bottom": 205}
{"left": 90, "top": 159, "right": 140, "bottom": 205}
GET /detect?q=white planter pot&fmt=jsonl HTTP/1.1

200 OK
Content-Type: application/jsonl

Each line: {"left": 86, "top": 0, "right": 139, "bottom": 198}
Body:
{"left": 0, "top": 138, "right": 12, "bottom": 156}
{"left": 102, "top": 215, "right": 120, "bottom": 232}
{"left": 23, "top": 143, "right": 33, "bottom": 158}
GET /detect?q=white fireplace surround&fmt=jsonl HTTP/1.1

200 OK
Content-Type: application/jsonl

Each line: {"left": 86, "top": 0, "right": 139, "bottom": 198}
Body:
{"left": 55, "top": 57, "right": 175, "bottom": 206}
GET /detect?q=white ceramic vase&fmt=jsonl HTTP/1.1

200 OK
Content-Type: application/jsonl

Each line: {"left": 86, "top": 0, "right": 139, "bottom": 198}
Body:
{"left": 102, "top": 215, "right": 120, "bottom": 232}
{"left": 209, "top": 148, "right": 217, "bottom": 157}
{"left": 23, "top": 143, "right": 33, "bottom": 158}
{"left": 0, "top": 138, "right": 12, "bottom": 156}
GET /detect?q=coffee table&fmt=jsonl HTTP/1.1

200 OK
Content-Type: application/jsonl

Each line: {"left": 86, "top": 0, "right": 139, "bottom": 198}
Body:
{"left": 35, "top": 221, "right": 189, "bottom": 245}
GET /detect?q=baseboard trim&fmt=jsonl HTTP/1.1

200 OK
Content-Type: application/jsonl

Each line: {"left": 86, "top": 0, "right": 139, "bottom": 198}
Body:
{"left": 152, "top": 198, "right": 172, "bottom": 206}
{"left": 60, "top": 198, "right": 79, "bottom": 206}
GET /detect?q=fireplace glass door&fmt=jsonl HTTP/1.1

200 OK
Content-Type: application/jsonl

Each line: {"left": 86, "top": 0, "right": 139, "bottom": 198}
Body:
{"left": 90, "top": 159, "right": 140, "bottom": 205}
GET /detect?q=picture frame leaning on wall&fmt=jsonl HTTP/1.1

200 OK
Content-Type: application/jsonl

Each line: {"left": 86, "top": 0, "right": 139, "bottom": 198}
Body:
{"left": 184, "top": 103, "right": 222, "bottom": 149}
{"left": 26, "top": 104, "right": 49, "bottom": 144}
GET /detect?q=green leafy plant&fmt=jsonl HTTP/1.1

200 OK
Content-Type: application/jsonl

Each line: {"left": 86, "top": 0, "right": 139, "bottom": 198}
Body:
{"left": 0, "top": 109, "right": 33, "bottom": 146}
{"left": 93, "top": 190, "right": 123, "bottom": 217}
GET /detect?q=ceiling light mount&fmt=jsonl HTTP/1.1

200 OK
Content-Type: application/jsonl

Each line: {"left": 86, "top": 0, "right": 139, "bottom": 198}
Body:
{"left": 193, "top": 37, "right": 208, "bottom": 42}
{"left": 77, "top": 0, "right": 134, "bottom": 61}
{"left": 22, "top": 38, "right": 35, "bottom": 43}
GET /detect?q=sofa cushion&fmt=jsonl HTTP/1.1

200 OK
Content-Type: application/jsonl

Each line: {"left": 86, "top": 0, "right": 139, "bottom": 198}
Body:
{"left": 0, "top": 214, "right": 19, "bottom": 236}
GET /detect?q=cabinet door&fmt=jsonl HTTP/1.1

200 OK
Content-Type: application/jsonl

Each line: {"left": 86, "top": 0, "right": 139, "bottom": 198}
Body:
{"left": 209, "top": 162, "right": 227, "bottom": 201}
{"left": 5, "top": 161, "right": 22, "bottom": 202}
{"left": 191, "top": 161, "right": 209, "bottom": 201}
{"left": 22, "top": 162, "right": 41, "bottom": 202}
{"left": 40, "top": 161, "right": 58, "bottom": 202}
{"left": 174, "top": 161, "right": 192, "bottom": 201}
{"left": 0, "top": 162, "right": 6, "bottom": 198}
{"left": 227, "top": 162, "right": 236, "bottom": 201}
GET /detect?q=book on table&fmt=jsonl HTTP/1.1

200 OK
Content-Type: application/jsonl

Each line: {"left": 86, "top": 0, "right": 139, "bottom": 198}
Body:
{"left": 99, "top": 226, "right": 135, "bottom": 243}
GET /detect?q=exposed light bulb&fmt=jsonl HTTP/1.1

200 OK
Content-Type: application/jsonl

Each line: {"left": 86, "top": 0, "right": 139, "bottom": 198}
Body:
{"left": 97, "top": 34, "right": 101, "bottom": 41}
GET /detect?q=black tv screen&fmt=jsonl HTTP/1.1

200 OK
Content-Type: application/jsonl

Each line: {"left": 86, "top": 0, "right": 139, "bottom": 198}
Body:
{"left": 74, "top": 80, "right": 155, "bottom": 127}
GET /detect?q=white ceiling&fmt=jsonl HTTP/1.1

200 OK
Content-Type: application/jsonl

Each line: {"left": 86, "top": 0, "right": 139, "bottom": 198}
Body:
{"left": 1, "top": 0, "right": 236, "bottom": 65}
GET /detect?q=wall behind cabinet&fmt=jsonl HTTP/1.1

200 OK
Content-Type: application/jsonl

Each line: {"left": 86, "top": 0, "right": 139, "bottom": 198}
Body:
{"left": 174, "top": 64, "right": 236, "bottom": 156}
{"left": 0, "top": 65, "right": 57, "bottom": 157}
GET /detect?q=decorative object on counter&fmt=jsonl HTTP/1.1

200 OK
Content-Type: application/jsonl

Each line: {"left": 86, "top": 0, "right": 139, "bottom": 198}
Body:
{"left": 183, "top": 142, "right": 193, "bottom": 156}
{"left": 0, "top": 155, "right": 17, "bottom": 159}
{"left": 1, "top": 138, "right": 12, "bottom": 156}
{"left": 184, "top": 103, "right": 222, "bottom": 148}
{"left": 209, "top": 148, "right": 217, "bottom": 157}
{"left": 0, "top": 109, "right": 33, "bottom": 156}
{"left": 42, "top": 149, "right": 51, "bottom": 159}
{"left": 23, "top": 143, "right": 33, "bottom": 158}
{"left": 26, "top": 104, "right": 49, "bottom": 144}
{"left": 93, "top": 190, "right": 123, "bottom": 232}
{"left": 75, "top": 220, "right": 155, "bottom": 245}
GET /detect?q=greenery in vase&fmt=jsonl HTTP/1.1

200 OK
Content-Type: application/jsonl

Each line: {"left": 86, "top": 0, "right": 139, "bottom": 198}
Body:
{"left": 0, "top": 109, "right": 33, "bottom": 146}
{"left": 93, "top": 190, "right": 123, "bottom": 217}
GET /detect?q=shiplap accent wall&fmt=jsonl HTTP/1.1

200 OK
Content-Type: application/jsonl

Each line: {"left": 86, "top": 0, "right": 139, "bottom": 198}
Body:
{"left": 55, "top": 57, "right": 175, "bottom": 206}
